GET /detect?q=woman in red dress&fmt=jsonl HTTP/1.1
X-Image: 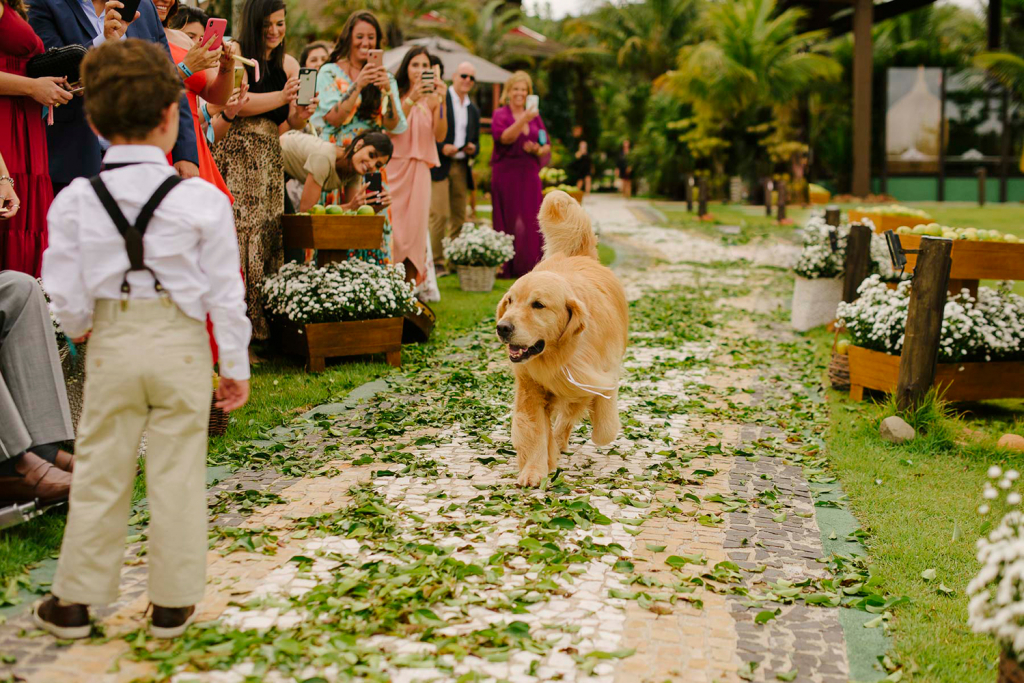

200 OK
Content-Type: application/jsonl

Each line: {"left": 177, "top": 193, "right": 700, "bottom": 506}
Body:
{"left": 0, "top": 0, "right": 72, "bottom": 276}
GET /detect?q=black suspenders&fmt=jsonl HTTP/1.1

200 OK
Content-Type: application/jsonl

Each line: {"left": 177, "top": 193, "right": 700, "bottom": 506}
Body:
{"left": 89, "top": 172, "right": 183, "bottom": 309}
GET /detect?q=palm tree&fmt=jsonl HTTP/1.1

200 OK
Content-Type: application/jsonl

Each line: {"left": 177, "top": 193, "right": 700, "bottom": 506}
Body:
{"left": 324, "top": 0, "right": 466, "bottom": 46}
{"left": 666, "top": 0, "right": 840, "bottom": 120}
{"left": 454, "top": 0, "right": 523, "bottom": 66}
{"left": 586, "top": 0, "right": 700, "bottom": 81}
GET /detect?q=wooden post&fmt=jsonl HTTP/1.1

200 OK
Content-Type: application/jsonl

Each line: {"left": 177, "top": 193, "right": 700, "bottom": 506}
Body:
{"left": 895, "top": 238, "right": 953, "bottom": 411}
{"left": 685, "top": 175, "right": 694, "bottom": 212}
{"left": 825, "top": 205, "right": 841, "bottom": 227}
{"left": 843, "top": 223, "right": 873, "bottom": 302}
{"left": 776, "top": 179, "right": 787, "bottom": 222}
{"left": 852, "top": 0, "right": 873, "bottom": 197}
{"left": 697, "top": 177, "right": 708, "bottom": 217}
{"left": 764, "top": 179, "right": 773, "bottom": 217}
{"left": 977, "top": 167, "right": 987, "bottom": 206}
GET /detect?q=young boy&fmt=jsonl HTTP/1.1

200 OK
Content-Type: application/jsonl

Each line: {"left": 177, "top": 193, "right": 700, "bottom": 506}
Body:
{"left": 35, "top": 39, "right": 251, "bottom": 639}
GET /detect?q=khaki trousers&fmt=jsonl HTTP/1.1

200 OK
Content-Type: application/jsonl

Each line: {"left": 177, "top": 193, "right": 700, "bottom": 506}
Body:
{"left": 447, "top": 160, "right": 470, "bottom": 236}
{"left": 429, "top": 178, "right": 450, "bottom": 265}
{"left": 53, "top": 300, "right": 212, "bottom": 607}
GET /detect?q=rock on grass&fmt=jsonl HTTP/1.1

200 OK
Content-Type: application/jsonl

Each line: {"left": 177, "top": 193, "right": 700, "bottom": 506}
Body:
{"left": 998, "top": 434, "right": 1024, "bottom": 451}
{"left": 880, "top": 416, "right": 915, "bottom": 444}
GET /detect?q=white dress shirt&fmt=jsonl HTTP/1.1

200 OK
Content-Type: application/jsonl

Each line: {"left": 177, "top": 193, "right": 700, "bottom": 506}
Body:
{"left": 42, "top": 145, "right": 252, "bottom": 379}
{"left": 450, "top": 86, "right": 470, "bottom": 160}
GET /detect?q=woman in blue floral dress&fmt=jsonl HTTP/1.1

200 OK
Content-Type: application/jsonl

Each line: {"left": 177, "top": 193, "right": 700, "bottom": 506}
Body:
{"left": 313, "top": 10, "right": 406, "bottom": 265}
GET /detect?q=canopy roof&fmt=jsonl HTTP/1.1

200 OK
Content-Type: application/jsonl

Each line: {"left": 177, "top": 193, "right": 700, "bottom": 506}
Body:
{"left": 384, "top": 37, "right": 513, "bottom": 84}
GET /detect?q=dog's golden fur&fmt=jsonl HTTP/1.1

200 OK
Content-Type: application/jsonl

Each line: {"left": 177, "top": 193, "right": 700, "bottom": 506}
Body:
{"left": 496, "top": 191, "right": 629, "bottom": 486}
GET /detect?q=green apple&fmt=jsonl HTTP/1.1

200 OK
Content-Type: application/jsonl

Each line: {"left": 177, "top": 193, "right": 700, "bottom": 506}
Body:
{"left": 325, "top": 205, "right": 344, "bottom": 215}
{"left": 911, "top": 225, "right": 929, "bottom": 235}
{"left": 356, "top": 204, "right": 376, "bottom": 216}
{"left": 836, "top": 339, "right": 850, "bottom": 355}
{"left": 896, "top": 225, "right": 912, "bottom": 235}
{"left": 1005, "top": 234, "right": 1019, "bottom": 243}
{"left": 963, "top": 228, "right": 978, "bottom": 240}
{"left": 310, "top": 204, "right": 326, "bottom": 215}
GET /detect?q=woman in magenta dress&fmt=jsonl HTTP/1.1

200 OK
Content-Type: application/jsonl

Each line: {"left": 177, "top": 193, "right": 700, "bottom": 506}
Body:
{"left": 0, "top": 0, "right": 71, "bottom": 276}
{"left": 490, "top": 71, "right": 550, "bottom": 278}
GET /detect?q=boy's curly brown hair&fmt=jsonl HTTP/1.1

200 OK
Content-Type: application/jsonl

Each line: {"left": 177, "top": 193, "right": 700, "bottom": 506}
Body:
{"left": 82, "top": 39, "right": 182, "bottom": 142}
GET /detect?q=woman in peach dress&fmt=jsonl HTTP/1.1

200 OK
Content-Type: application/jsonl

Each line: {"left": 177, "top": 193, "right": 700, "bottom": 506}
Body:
{"left": 388, "top": 47, "right": 446, "bottom": 301}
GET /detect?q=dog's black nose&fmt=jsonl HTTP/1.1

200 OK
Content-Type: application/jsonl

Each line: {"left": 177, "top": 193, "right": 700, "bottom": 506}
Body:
{"left": 496, "top": 321, "right": 513, "bottom": 341}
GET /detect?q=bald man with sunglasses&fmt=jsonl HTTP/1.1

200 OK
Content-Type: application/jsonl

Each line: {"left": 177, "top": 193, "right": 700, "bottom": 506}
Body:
{"left": 429, "top": 61, "right": 480, "bottom": 274}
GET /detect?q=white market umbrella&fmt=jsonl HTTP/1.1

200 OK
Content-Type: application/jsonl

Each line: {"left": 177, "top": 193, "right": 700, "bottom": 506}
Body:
{"left": 384, "top": 37, "right": 512, "bottom": 84}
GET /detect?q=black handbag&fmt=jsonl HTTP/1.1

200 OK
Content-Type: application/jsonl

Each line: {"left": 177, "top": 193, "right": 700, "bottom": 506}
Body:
{"left": 26, "top": 45, "right": 88, "bottom": 84}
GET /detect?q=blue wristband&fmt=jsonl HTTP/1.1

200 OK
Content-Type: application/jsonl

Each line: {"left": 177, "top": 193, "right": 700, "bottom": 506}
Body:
{"left": 177, "top": 61, "right": 194, "bottom": 79}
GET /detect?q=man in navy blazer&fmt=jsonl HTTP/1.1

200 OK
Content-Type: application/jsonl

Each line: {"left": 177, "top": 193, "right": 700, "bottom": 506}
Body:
{"left": 29, "top": 0, "right": 199, "bottom": 192}
{"left": 429, "top": 61, "right": 479, "bottom": 271}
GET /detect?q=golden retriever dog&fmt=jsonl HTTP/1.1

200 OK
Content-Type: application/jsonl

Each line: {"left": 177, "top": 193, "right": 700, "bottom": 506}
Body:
{"left": 496, "top": 191, "right": 629, "bottom": 486}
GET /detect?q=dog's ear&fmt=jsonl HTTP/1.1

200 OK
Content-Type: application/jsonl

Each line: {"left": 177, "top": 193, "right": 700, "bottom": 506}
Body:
{"left": 559, "top": 297, "right": 587, "bottom": 342}
{"left": 496, "top": 294, "right": 510, "bottom": 320}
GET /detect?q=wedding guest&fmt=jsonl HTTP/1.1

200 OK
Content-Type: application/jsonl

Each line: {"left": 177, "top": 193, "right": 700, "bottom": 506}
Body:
{"left": 490, "top": 70, "right": 549, "bottom": 277}
{"left": 165, "top": 4, "right": 207, "bottom": 43}
{"left": 389, "top": 47, "right": 445, "bottom": 300}
{"left": 312, "top": 10, "right": 405, "bottom": 265}
{"left": 0, "top": 270, "right": 74, "bottom": 505}
{"left": 211, "top": 0, "right": 315, "bottom": 350}
{"left": 300, "top": 40, "right": 330, "bottom": 71}
{"left": 28, "top": 0, "right": 201, "bottom": 191}
{"left": 282, "top": 129, "right": 391, "bottom": 213}
{"left": 429, "top": 60, "right": 478, "bottom": 274}
{"left": 616, "top": 138, "right": 633, "bottom": 198}
{"left": 0, "top": 0, "right": 72, "bottom": 276}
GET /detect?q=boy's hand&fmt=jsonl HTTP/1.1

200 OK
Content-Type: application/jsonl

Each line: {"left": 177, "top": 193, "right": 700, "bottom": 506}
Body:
{"left": 215, "top": 378, "right": 249, "bottom": 412}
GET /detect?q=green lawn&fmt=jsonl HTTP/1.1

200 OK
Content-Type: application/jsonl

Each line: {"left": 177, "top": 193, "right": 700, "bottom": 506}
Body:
{"left": 807, "top": 328, "right": 1024, "bottom": 681}
{"left": 0, "top": 273, "right": 514, "bottom": 586}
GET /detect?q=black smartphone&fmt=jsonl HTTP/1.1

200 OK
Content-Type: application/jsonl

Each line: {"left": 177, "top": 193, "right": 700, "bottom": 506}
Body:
{"left": 365, "top": 172, "right": 383, "bottom": 204}
{"left": 116, "top": 0, "right": 142, "bottom": 23}
{"left": 297, "top": 67, "right": 317, "bottom": 107}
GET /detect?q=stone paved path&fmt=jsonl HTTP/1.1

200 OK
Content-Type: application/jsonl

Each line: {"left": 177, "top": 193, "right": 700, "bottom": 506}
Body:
{"left": 0, "top": 196, "right": 883, "bottom": 683}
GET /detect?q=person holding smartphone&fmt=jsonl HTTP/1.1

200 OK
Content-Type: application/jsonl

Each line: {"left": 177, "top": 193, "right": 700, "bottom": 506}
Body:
{"left": 490, "top": 70, "right": 550, "bottom": 277}
{"left": 281, "top": 129, "right": 392, "bottom": 213}
{"left": 211, "top": 0, "right": 317, "bottom": 351}
{"left": 0, "top": 0, "right": 73, "bottom": 276}
{"left": 389, "top": 46, "right": 446, "bottom": 301}
{"left": 27, "top": 0, "right": 202, "bottom": 188}
{"left": 154, "top": 3, "right": 236, "bottom": 201}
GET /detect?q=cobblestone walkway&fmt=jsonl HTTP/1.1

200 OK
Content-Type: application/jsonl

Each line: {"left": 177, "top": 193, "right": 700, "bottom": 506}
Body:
{"left": 1, "top": 196, "right": 884, "bottom": 683}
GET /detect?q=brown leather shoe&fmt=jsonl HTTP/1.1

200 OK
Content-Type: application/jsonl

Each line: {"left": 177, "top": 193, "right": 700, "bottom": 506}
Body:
{"left": 52, "top": 450, "right": 74, "bottom": 473}
{"left": 151, "top": 604, "right": 196, "bottom": 639}
{"left": 0, "top": 452, "right": 71, "bottom": 505}
{"left": 33, "top": 596, "right": 91, "bottom": 640}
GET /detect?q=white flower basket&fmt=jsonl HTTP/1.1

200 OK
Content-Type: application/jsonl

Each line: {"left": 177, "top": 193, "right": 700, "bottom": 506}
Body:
{"left": 457, "top": 265, "right": 497, "bottom": 293}
{"left": 791, "top": 276, "right": 843, "bottom": 332}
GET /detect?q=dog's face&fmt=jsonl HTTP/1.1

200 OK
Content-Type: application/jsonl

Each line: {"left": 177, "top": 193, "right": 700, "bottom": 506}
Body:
{"left": 496, "top": 272, "right": 586, "bottom": 364}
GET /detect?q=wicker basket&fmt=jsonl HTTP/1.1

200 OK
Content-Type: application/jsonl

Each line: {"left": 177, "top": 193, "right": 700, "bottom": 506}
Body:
{"left": 1000, "top": 652, "right": 1024, "bottom": 683}
{"left": 457, "top": 265, "right": 497, "bottom": 292}
{"left": 828, "top": 331, "right": 850, "bottom": 391}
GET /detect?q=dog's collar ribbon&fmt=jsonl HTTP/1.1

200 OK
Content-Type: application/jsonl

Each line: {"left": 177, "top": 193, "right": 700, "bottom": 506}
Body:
{"left": 563, "top": 367, "right": 617, "bottom": 400}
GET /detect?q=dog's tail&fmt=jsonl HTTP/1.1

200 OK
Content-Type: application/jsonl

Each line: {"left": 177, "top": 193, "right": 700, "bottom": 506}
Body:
{"left": 539, "top": 190, "right": 598, "bottom": 260}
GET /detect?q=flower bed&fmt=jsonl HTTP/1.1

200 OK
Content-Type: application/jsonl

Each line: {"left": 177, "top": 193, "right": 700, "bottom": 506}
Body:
{"left": 264, "top": 260, "right": 417, "bottom": 371}
{"left": 443, "top": 224, "right": 515, "bottom": 292}
{"left": 838, "top": 276, "right": 1024, "bottom": 401}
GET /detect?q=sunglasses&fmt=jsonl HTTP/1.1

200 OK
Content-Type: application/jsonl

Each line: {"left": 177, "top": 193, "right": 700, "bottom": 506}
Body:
{"left": 459, "top": 74, "right": 476, "bottom": 82}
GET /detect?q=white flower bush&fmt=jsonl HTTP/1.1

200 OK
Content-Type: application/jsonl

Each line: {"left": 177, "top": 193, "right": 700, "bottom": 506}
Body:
{"left": 794, "top": 212, "right": 898, "bottom": 281}
{"left": 443, "top": 223, "right": 515, "bottom": 268}
{"left": 969, "top": 467, "right": 1024, "bottom": 654}
{"left": 263, "top": 260, "right": 417, "bottom": 325}
{"left": 836, "top": 276, "right": 1024, "bottom": 362}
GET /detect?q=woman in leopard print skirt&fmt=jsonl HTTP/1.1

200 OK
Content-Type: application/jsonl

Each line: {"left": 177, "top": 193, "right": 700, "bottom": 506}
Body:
{"left": 212, "top": 0, "right": 315, "bottom": 345}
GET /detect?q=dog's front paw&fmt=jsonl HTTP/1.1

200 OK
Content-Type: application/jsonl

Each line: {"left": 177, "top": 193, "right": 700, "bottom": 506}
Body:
{"left": 517, "top": 467, "right": 547, "bottom": 487}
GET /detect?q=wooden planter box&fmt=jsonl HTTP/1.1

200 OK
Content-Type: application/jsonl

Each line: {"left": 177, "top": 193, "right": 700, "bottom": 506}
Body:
{"left": 274, "top": 317, "right": 402, "bottom": 372}
{"left": 847, "top": 345, "right": 1024, "bottom": 402}
{"left": 895, "top": 233, "right": 1024, "bottom": 284}
{"left": 848, "top": 210, "right": 926, "bottom": 234}
{"left": 282, "top": 214, "right": 386, "bottom": 266}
